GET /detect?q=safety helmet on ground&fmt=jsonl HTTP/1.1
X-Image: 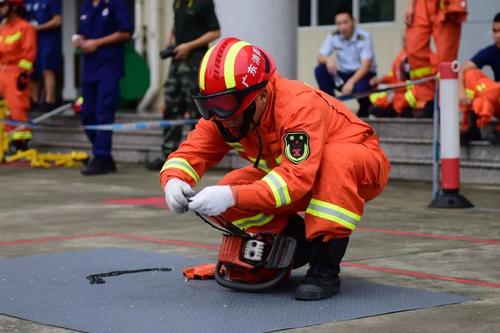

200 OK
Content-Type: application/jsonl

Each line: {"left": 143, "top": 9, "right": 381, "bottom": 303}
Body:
{"left": 193, "top": 37, "right": 276, "bottom": 120}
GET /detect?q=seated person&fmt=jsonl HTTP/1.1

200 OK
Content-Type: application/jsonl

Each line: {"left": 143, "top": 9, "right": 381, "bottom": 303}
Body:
{"left": 315, "top": 10, "right": 377, "bottom": 118}
{"left": 460, "top": 68, "right": 500, "bottom": 144}
{"left": 459, "top": 12, "right": 500, "bottom": 143}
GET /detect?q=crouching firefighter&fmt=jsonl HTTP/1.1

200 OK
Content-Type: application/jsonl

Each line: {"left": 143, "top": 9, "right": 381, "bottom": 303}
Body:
{"left": 160, "top": 37, "right": 391, "bottom": 301}
{"left": 0, "top": 0, "right": 36, "bottom": 155}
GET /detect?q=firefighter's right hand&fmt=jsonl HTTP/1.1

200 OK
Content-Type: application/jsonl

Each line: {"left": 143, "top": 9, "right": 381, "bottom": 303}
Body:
{"left": 17, "top": 72, "right": 29, "bottom": 91}
{"left": 458, "top": 89, "right": 471, "bottom": 106}
{"left": 164, "top": 178, "right": 195, "bottom": 214}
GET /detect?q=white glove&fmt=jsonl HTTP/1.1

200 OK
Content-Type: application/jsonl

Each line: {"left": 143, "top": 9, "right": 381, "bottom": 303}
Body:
{"left": 188, "top": 185, "right": 235, "bottom": 216}
{"left": 164, "top": 178, "right": 195, "bottom": 214}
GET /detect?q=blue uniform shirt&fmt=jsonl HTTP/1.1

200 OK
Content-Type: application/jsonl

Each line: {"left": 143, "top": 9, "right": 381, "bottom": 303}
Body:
{"left": 25, "top": 0, "right": 62, "bottom": 55}
{"left": 319, "top": 27, "right": 377, "bottom": 74}
{"left": 78, "top": 0, "right": 133, "bottom": 83}
{"left": 470, "top": 44, "right": 500, "bottom": 82}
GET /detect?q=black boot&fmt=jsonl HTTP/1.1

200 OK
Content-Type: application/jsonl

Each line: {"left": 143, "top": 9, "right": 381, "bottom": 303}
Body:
{"left": 484, "top": 129, "right": 500, "bottom": 145}
{"left": 414, "top": 100, "right": 434, "bottom": 118}
{"left": 295, "top": 237, "right": 349, "bottom": 301}
{"left": 460, "top": 113, "right": 482, "bottom": 146}
{"left": 5, "top": 140, "right": 30, "bottom": 157}
{"left": 400, "top": 107, "right": 414, "bottom": 118}
{"left": 281, "top": 214, "right": 316, "bottom": 269}
{"left": 370, "top": 106, "right": 397, "bottom": 118}
{"left": 81, "top": 156, "right": 117, "bottom": 176}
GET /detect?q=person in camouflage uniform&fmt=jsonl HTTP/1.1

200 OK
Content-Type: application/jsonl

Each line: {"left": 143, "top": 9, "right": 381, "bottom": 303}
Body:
{"left": 146, "top": 0, "right": 220, "bottom": 170}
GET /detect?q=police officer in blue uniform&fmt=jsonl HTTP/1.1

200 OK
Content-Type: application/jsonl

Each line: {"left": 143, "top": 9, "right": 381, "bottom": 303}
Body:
{"left": 25, "top": 0, "right": 62, "bottom": 112}
{"left": 73, "top": 0, "right": 133, "bottom": 175}
{"left": 315, "top": 10, "right": 377, "bottom": 117}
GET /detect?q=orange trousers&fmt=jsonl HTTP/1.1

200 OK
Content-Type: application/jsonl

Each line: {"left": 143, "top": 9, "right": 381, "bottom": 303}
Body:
{"left": 217, "top": 136, "right": 390, "bottom": 240}
{"left": 406, "top": 0, "right": 463, "bottom": 106}
{"left": 0, "top": 68, "right": 31, "bottom": 136}
{"left": 461, "top": 68, "right": 500, "bottom": 129}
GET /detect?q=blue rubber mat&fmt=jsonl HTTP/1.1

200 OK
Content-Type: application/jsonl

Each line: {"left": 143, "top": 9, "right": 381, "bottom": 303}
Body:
{"left": 0, "top": 248, "right": 474, "bottom": 333}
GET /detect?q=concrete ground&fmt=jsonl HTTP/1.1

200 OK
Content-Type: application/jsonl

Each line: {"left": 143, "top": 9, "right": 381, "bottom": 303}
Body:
{"left": 0, "top": 163, "right": 499, "bottom": 333}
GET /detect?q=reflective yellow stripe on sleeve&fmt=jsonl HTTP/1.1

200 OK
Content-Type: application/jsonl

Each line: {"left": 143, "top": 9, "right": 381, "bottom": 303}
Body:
{"left": 305, "top": 198, "right": 361, "bottom": 231}
{"left": 464, "top": 88, "right": 475, "bottom": 100}
{"left": 248, "top": 156, "right": 271, "bottom": 173}
{"left": 369, "top": 92, "right": 387, "bottom": 104}
{"left": 9, "top": 130, "right": 33, "bottom": 141}
{"left": 160, "top": 157, "right": 200, "bottom": 183}
{"left": 18, "top": 59, "right": 33, "bottom": 71}
{"left": 232, "top": 213, "right": 274, "bottom": 230}
{"left": 404, "top": 88, "right": 418, "bottom": 108}
{"left": 226, "top": 141, "right": 245, "bottom": 152}
{"left": 410, "top": 66, "right": 433, "bottom": 79}
{"left": 262, "top": 170, "right": 291, "bottom": 207}
{"left": 5, "top": 31, "right": 21, "bottom": 44}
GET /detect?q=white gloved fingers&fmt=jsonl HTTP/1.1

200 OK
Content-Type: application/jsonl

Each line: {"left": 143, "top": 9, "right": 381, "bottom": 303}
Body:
{"left": 164, "top": 178, "right": 193, "bottom": 214}
{"left": 188, "top": 185, "right": 234, "bottom": 216}
{"left": 180, "top": 183, "right": 196, "bottom": 198}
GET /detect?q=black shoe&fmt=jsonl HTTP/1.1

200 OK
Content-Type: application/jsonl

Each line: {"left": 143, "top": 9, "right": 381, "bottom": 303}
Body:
{"left": 414, "top": 100, "right": 434, "bottom": 118}
{"left": 484, "top": 130, "right": 500, "bottom": 145}
{"left": 370, "top": 106, "right": 397, "bottom": 118}
{"left": 281, "top": 214, "right": 315, "bottom": 269}
{"left": 357, "top": 107, "right": 370, "bottom": 118}
{"left": 5, "top": 140, "right": 30, "bottom": 157}
{"left": 400, "top": 107, "right": 414, "bottom": 118}
{"left": 460, "top": 113, "right": 482, "bottom": 146}
{"left": 145, "top": 157, "right": 165, "bottom": 171}
{"left": 81, "top": 156, "right": 117, "bottom": 176}
{"left": 295, "top": 237, "right": 349, "bottom": 301}
{"left": 30, "top": 102, "right": 40, "bottom": 113}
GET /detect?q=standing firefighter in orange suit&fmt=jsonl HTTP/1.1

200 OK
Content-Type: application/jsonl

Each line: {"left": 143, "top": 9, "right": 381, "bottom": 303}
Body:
{"left": 160, "top": 37, "right": 390, "bottom": 301}
{"left": 405, "top": 0, "right": 467, "bottom": 118}
{"left": 0, "top": 0, "right": 36, "bottom": 154}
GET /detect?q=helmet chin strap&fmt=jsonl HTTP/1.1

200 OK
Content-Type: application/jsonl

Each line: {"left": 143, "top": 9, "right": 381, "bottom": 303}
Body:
{"left": 214, "top": 101, "right": 264, "bottom": 169}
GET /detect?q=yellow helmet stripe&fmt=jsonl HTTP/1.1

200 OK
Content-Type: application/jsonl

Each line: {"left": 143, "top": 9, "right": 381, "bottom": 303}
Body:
{"left": 199, "top": 44, "right": 217, "bottom": 91}
{"left": 224, "top": 41, "right": 251, "bottom": 89}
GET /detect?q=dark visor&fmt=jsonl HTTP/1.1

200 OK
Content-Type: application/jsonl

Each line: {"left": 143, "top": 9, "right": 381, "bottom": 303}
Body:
{"left": 193, "top": 81, "right": 268, "bottom": 120}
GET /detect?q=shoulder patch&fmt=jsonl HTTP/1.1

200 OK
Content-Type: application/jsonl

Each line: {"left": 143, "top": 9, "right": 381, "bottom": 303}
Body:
{"left": 284, "top": 132, "right": 310, "bottom": 164}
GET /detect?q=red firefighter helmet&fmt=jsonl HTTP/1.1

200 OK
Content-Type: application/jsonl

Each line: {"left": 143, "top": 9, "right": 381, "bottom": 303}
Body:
{"left": 193, "top": 37, "right": 276, "bottom": 120}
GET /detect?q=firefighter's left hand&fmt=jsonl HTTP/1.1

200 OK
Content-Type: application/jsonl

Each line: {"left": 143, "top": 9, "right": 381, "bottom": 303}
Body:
{"left": 80, "top": 40, "right": 99, "bottom": 54}
{"left": 188, "top": 185, "right": 235, "bottom": 216}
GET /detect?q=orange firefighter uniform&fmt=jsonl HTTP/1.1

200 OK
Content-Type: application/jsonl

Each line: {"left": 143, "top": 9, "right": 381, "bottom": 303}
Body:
{"left": 406, "top": 0, "right": 467, "bottom": 107}
{"left": 461, "top": 68, "right": 500, "bottom": 131}
{"left": 160, "top": 73, "right": 391, "bottom": 240}
{"left": 369, "top": 49, "right": 417, "bottom": 114}
{"left": 0, "top": 16, "right": 36, "bottom": 144}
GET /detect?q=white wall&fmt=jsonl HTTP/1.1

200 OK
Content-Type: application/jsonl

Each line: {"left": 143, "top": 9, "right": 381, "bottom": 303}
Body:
{"left": 214, "top": 0, "right": 298, "bottom": 79}
{"left": 459, "top": 0, "right": 499, "bottom": 79}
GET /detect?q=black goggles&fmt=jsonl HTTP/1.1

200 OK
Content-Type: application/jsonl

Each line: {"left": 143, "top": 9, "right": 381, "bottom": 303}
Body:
{"left": 193, "top": 81, "right": 268, "bottom": 120}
